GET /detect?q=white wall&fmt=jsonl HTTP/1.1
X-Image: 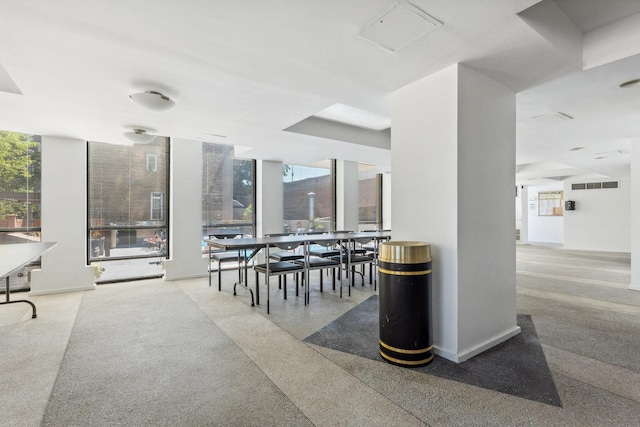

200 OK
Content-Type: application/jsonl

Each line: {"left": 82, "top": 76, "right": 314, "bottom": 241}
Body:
{"left": 631, "top": 145, "right": 640, "bottom": 290}
{"left": 336, "top": 160, "right": 358, "bottom": 232}
{"left": 563, "top": 177, "right": 630, "bottom": 252}
{"left": 256, "top": 160, "right": 283, "bottom": 236}
{"left": 526, "top": 183, "right": 564, "bottom": 244}
{"left": 164, "top": 138, "right": 209, "bottom": 280}
{"left": 30, "top": 136, "right": 95, "bottom": 295}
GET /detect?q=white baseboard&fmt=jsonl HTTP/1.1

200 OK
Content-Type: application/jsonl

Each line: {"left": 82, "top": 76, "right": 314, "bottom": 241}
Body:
{"left": 433, "top": 325, "right": 522, "bottom": 363}
{"left": 29, "top": 284, "right": 95, "bottom": 296}
{"left": 164, "top": 272, "right": 209, "bottom": 282}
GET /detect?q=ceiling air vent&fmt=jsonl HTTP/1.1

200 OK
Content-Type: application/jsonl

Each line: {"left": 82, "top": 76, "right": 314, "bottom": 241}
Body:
{"left": 518, "top": 112, "right": 573, "bottom": 128}
{"left": 571, "top": 181, "right": 618, "bottom": 190}
{"left": 357, "top": 2, "right": 442, "bottom": 53}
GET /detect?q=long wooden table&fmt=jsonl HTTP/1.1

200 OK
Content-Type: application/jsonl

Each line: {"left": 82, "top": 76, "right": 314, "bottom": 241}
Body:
{"left": 205, "top": 231, "right": 390, "bottom": 313}
{"left": 0, "top": 242, "right": 57, "bottom": 319}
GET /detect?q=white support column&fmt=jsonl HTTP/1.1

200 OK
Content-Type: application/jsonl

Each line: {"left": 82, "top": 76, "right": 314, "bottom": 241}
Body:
{"left": 520, "top": 186, "right": 529, "bottom": 244}
{"left": 382, "top": 172, "right": 392, "bottom": 230}
{"left": 391, "top": 63, "right": 520, "bottom": 362}
{"left": 30, "top": 136, "right": 95, "bottom": 295}
{"left": 630, "top": 144, "right": 640, "bottom": 291}
{"left": 256, "top": 160, "right": 283, "bottom": 237}
{"left": 164, "top": 138, "right": 208, "bottom": 281}
{"left": 335, "top": 160, "right": 358, "bottom": 232}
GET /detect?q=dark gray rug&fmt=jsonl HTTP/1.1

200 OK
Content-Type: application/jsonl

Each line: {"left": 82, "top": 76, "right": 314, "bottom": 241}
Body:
{"left": 304, "top": 295, "right": 562, "bottom": 407}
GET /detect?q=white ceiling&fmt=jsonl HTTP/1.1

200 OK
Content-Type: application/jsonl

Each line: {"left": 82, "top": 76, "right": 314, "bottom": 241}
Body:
{"left": 1, "top": 0, "right": 639, "bottom": 184}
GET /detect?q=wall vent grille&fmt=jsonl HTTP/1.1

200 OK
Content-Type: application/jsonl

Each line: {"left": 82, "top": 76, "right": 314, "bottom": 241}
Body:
{"left": 571, "top": 181, "right": 618, "bottom": 190}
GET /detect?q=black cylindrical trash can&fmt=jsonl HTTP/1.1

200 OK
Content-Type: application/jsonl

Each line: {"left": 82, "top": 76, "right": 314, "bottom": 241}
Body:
{"left": 379, "top": 241, "right": 432, "bottom": 367}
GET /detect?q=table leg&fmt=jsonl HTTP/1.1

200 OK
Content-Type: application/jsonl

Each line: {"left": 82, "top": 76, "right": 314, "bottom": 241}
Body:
{"left": 1, "top": 276, "right": 37, "bottom": 319}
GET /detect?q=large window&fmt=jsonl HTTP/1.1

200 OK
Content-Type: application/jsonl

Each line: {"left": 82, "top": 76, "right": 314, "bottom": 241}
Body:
{"left": 0, "top": 130, "right": 41, "bottom": 243}
{"left": 87, "top": 137, "right": 169, "bottom": 282}
{"left": 202, "top": 143, "right": 255, "bottom": 242}
{"left": 0, "top": 130, "right": 41, "bottom": 291}
{"left": 283, "top": 160, "right": 333, "bottom": 233}
{"left": 358, "top": 163, "right": 382, "bottom": 231}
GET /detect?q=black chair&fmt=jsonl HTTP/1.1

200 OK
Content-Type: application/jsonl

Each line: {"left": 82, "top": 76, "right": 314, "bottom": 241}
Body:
{"left": 254, "top": 241, "right": 306, "bottom": 313}
{"left": 295, "top": 238, "right": 340, "bottom": 300}
{"left": 332, "top": 236, "right": 374, "bottom": 294}
{"left": 265, "top": 233, "right": 305, "bottom": 262}
{"left": 264, "top": 233, "right": 304, "bottom": 291}
{"left": 208, "top": 233, "right": 246, "bottom": 291}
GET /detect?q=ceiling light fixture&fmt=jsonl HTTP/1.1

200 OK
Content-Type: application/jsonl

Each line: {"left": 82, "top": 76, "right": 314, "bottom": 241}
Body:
{"left": 123, "top": 128, "right": 155, "bottom": 143}
{"left": 619, "top": 78, "right": 640, "bottom": 88}
{"left": 569, "top": 146, "right": 585, "bottom": 151}
{"left": 129, "top": 90, "right": 175, "bottom": 111}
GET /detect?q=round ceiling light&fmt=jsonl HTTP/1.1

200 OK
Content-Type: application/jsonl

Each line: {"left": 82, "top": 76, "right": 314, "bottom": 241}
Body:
{"left": 129, "top": 90, "right": 175, "bottom": 111}
{"left": 123, "top": 128, "right": 155, "bottom": 143}
{"left": 619, "top": 78, "right": 640, "bottom": 88}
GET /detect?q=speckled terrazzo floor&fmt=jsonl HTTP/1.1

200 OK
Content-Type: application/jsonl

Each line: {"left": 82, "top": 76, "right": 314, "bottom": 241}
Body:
{"left": 2, "top": 244, "right": 639, "bottom": 426}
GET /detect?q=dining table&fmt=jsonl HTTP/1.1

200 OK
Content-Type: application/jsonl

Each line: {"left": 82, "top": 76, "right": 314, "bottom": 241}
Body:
{"left": 0, "top": 242, "right": 57, "bottom": 319}
{"left": 205, "top": 231, "right": 390, "bottom": 313}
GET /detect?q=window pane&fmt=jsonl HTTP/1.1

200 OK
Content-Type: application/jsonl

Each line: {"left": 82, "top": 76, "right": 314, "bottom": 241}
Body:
{"left": 87, "top": 137, "right": 169, "bottom": 282}
{"left": 283, "top": 160, "right": 332, "bottom": 233}
{"left": 202, "top": 143, "right": 255, "bottom": 241}
{"left": 0, "top": 130, "right": 41, "bottom": 244}
{"left": 89, "top": 139, "right": 168, "bottom": 227}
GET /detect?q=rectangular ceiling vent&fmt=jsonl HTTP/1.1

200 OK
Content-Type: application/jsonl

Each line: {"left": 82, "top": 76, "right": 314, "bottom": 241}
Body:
{"left": 518, "top": 112, "right": 573, "bottom": 128}
{"left": 357, "top": 2, "right": 442, "bottom": 53}
{"left": 571, "top": 181, "right": 618, "bottom": 190}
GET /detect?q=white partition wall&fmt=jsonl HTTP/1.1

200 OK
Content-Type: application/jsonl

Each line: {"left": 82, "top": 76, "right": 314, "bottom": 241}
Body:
{"left": 256, "top": 160, "right": 283, "bottom": 237}
{"left": 30, "top": 136, "right": 95, "bottom": 295}
{"left": 164, "top": 138, "right": 209, "bottom": 280}
{"left": 391, "top": 63, "right": 519, "bottom": 362}
{"left": 519, "top": 186, "right": 529, "bottom": 244}
{"left": 631, "top": 145, "right": 640, "bottom": 291}
{"left": 335, "top": 160, "right": 358, "bottom": 232}
{"left": 563, "top": 177, "right": 630, "bottom": 252}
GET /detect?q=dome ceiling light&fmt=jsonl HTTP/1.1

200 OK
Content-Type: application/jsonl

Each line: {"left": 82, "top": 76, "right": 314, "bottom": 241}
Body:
{"left": 129, "top": 90, "right": 175, "bottom": 111}
{"left": 123, "top": 128, "right": 155, "bottom": 143}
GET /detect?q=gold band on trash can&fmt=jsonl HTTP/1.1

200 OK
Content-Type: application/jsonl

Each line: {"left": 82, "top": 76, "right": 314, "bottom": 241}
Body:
{"left": 379, "top": 340, "right": 432, "bottom": 354}
{"left": 379, "top": 351, "right": 434, "bottom": 366}
{"left": 378, "top": 268, "right": 431, "bottom": 276}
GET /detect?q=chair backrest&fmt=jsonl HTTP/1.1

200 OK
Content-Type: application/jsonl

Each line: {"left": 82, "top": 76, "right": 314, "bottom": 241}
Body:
{"left": 273, "top": 241, "right": 302, "bottom": 251}
{"left": 353, "top": 237, "right": 372, "bottom": 245}
{"left": 209, "top": 233, "right": 242, "bottom": 240}
{"left": 311, "top": 238, "right": 338, "bottom": 247}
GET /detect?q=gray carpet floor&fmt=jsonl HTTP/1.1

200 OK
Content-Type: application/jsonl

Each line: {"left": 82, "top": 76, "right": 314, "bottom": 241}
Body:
{"left": 41, "top": 281, "right": 312, "bottom": 426}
